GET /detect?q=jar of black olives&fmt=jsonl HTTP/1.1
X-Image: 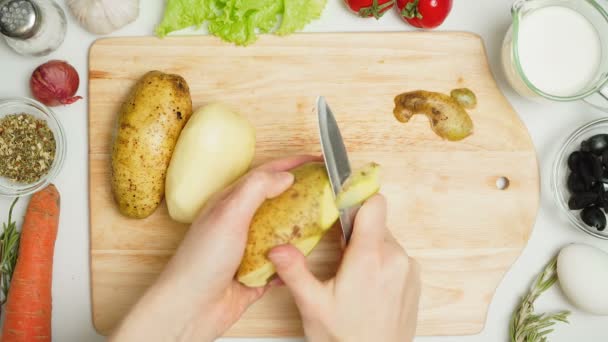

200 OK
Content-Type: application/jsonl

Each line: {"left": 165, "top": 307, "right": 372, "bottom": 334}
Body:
{"left": 553, "top": 118, "right": 608, "bottom": 240}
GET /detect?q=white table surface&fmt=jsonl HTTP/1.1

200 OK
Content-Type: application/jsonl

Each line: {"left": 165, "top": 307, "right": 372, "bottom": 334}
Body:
{"left": 1, "top": 0, "right": 608, "bottom": 341}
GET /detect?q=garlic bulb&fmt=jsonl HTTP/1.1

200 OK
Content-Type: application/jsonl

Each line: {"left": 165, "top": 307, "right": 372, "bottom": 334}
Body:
{"left": 67, "top": 0, "right": 139, "bottom": 35}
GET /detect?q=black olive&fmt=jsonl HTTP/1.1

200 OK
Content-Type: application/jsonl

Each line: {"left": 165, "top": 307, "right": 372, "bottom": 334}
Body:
{"left": 569, "top": 192, "right": 598, "bottom": 210}
{"left": 581, "top": 206, "right": 607, "bottom": 231}
{"left": 592, "top": 182, "right": 604, "bottom": 193}
{"left": 568, "top": 151, "right": 582, "bottom": 171}
{"left": 595, "top": 184, "right": 607, "bottom": 206}
{"left": 594, "top": 177, "right": 608, "bottom": 211}
{"left": 567, "top": 172, "right": 586, "bottom": 193}
{"left": 581, "top": 139, "right": 591, "bottom": 152}
{"left": 578, "top": 152, "right": 597, "bottom": 189}
{"left": 601, "top": 170, "right": 608, "bottom": 184}
{"left": 601, "top": 193, "right": 608, "bottom": 214}
{"left": 586, "top": 134, "right": 608, "bottom": 155}
{"left": 592, "top": 155, "right": 604, "bottom": 180}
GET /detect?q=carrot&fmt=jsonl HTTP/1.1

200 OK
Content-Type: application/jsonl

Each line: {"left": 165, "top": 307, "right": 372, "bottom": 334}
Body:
{"left": 1, "top": 184, "right": 60, "bottom": 342}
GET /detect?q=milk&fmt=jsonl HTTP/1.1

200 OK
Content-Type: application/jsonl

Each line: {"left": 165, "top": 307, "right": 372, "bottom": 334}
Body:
{"left": 516, "top": 6, "right": 601, "bottom": 97}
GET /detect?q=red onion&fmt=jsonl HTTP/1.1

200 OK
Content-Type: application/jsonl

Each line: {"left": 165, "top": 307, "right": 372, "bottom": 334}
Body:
{"left": 30, "top": 60, "right": 83, "bottom": 107}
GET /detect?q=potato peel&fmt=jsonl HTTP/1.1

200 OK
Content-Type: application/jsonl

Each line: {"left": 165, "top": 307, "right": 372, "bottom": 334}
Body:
{"left": 393, "top": 89, "right": 475, "bottom": 141}
{"left": 450, "top": 88, "right": 477, "bottom": 109}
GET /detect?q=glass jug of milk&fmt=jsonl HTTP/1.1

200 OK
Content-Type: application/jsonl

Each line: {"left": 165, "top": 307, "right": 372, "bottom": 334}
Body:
{"left": 502, "top": 0, "right": 608, "bottom": 109}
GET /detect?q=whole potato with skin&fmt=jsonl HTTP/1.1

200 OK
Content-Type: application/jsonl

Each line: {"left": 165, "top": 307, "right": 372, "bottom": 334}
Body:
{"left": 111, "top": 71, "right": 192, "bottom": 219}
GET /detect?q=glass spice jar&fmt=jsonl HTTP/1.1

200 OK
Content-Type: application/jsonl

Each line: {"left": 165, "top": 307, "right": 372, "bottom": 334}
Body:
{"left": 0, "top": 0, "right": 67, "bottom": 56}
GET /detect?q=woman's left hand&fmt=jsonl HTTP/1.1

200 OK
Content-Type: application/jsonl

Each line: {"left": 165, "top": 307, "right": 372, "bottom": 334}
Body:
{"left": 110, "top": 155, "right": 317, "bottom": 342}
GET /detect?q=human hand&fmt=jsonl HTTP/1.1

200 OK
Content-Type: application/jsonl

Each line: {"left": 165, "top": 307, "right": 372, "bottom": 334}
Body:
{"left": 110, "top": 155, "right": 318, "bottom": 342}
{"left": 268, "top": 195, "right": 421, "bottom": 342}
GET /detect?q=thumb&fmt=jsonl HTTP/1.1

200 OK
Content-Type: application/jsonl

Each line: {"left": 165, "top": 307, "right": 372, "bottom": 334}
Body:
{"left": 268, "top": 244, "right": 326, "bottom": 314}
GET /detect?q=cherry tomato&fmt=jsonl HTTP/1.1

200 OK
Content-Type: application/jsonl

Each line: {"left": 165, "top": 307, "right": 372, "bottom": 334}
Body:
{"left": 345, "top": 0, "right": 395, "bottom": 19}
{"left": 397, "top": 0, "right": 453, "bottom": 28}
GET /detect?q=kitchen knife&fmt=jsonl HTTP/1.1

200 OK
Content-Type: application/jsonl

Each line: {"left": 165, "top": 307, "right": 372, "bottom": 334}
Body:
{"left": 317, "top": 96, "right": 359, "bottom": 244}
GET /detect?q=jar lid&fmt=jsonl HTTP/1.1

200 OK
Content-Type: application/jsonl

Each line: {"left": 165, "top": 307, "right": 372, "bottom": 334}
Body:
{"left": 0, "top": 0, "right": 40, "bottom": 39}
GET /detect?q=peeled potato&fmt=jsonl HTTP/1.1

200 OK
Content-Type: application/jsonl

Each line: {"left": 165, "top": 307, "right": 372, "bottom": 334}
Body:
{"left": 237, "top": 162, "right": 381, "bottom": 287}
{"left": 165, "top": 103, "right": 256, "bottom": 224}
{"left": 335, "top": 162, "right": 380, "bottom": 209}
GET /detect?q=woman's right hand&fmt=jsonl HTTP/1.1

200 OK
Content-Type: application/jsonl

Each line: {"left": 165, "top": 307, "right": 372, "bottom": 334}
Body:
{"left": 268, "top": 194, "right": 421, "bottom": 342}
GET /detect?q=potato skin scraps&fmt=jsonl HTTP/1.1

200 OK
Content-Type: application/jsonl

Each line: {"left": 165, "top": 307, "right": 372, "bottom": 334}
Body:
{"left": 393, "top": 89, "right": 475, "bottom": 141}
{"left": 450, "top": 88, "right": 477, "bottom": 109}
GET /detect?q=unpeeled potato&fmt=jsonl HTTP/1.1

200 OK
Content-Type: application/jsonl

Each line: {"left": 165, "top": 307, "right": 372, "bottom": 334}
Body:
{"left": 111, "top": 71, "right": 192, "bottom": 219}
{"left": 237, "top": 162, "right": 381, "bottom": 287}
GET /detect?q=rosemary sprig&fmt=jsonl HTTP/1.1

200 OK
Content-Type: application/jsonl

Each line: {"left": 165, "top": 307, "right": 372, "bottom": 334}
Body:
{"left": 0, "top": 197, "right": 20, "bottom": 306}
{"left": 510, "top": 256, "right": 571, "bottom": 342}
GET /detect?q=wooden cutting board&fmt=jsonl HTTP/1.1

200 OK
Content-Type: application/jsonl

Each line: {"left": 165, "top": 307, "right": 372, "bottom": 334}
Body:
{"left": 89, "top": 32, "right": 539, "bottom": 337}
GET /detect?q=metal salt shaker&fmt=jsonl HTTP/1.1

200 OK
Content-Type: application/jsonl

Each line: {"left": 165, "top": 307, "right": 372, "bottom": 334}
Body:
{"left": 0, "top": 0, "right": 67, "bottom": 56}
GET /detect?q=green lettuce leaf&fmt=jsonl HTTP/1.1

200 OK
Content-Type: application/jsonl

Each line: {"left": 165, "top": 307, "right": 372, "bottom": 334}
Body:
{"left": 156, "top": 0, "right": 212, "bottom": 38}
{"left": 208, "top": 0, "right": 282, "bottom": 45}
{"left": 277, "top": 0, "right": 327, "bottom": 35}
{"left": 156, "top": 0, "right": 327, "bottom": 45}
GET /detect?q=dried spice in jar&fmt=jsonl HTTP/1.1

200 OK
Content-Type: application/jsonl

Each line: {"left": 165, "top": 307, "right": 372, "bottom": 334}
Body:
{"left": 0, "top": 113, "right": 56, "bottom": 183}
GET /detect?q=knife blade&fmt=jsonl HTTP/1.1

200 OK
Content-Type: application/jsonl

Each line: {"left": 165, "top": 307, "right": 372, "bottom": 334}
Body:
{"left": 317, "top": 96, "right": 359, "bottom": 244}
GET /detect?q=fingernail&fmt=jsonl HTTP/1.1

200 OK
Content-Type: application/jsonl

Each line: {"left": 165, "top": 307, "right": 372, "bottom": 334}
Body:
{"left": 275, "top": 172, "right": 294, "bottom": 184}
{"left": 268, "top": 248, "right": 289, "bottom": 267}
